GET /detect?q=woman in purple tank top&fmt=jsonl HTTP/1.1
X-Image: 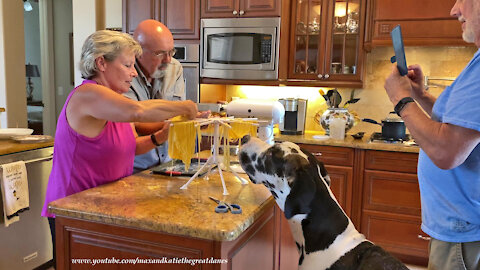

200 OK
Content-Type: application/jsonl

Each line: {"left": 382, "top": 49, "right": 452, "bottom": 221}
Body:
{"left": 42, "top": 30, "right": 198, "bottom": 267}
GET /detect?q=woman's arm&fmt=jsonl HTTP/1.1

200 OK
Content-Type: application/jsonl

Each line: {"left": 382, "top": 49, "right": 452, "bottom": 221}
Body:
{"left": 70, "top": 83, "right": 196, "bottom": 122}
{"left": 134, "top": 122, "right": 170, "bottom": 155}
{"left": 67, "top": 84, "right": 196, "bottom": 137}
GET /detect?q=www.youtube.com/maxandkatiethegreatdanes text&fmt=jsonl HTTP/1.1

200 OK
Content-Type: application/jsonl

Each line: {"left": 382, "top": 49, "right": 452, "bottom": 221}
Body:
{"left": 71, "top": 257, "right": 229, "bottom": 266}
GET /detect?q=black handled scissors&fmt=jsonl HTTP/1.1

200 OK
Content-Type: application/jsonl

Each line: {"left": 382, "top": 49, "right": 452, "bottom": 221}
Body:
{"left": 209, "top": 197, "right": 242, "bottom": 214}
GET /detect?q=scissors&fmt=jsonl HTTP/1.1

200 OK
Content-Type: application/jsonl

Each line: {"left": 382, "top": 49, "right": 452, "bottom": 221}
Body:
{"left": 209, "top": 197, "right": 242, "bottom": 214}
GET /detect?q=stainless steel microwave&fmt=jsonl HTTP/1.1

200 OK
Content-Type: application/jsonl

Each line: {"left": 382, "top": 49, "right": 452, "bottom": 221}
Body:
{"left": 200, "top": 17, "right": 280, "bottom": 80}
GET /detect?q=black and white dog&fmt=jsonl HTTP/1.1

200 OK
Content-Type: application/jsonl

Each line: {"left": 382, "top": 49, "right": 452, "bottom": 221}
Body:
{"left": 239, "top": 135, "right": 408, "bottom": 270}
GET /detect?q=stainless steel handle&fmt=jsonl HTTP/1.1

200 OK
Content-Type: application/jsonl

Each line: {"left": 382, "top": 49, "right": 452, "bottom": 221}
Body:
{"left": 239, "top": 10, "right": 245, "bottom": 15}
{"left": 232, "top": 10, "right": 238, "bottom": 15}
{"left": 417, "top": 235, "right": 431, "bottom": 241}
{"left": 25, "top": 155, "right": 53, "bottom": 164}
{"left": 180, "top": 63, "right": 199, "bottom": 68}
{"left": 312, "top": 152, "right": 322, "bottom": 156}
{"left": 317, "top": 74, "right": 323, "bottom": 79}
{"left": 324, "top": 74, "right": 330, "bottom": 79}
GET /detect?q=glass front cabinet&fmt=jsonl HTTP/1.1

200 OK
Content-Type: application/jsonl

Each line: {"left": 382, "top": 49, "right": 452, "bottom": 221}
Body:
{"left": 288, "top": 0, "right": 366, "bottom": 87}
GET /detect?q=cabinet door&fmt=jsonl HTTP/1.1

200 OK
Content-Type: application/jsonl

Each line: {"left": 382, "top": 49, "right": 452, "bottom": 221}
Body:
{"left": 325, "top": 165, "right": 353, "bottom": 215}
{"left": 368, "top": 0, "right": 465, "bottom": 47}
{"left": 289, "top": 0, "right": 327, "bottom": 79}
{"left": 240, "top": 0, "right": 281, "bottom": 17}
{"left": 162, "top": 0, "right": 200, "bottom": 39}
{"left": 122, "top": 0, "right": 159, "bottom": 34}
{"left": 361, "top": 211, "right": 429, "bottom": 265}
{"left": 202, "top": 0, "right": 240, "bottom": 18}
{"left": 323, "top": 0, "right": 365, "bottom": 84}
{"left": 288, "top": 0, "right": 366, "bottom": 87}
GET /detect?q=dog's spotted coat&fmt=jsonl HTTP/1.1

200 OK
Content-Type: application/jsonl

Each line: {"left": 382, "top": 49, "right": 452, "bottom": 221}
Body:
{"left": 239, "top": 136, "right": 408, "bottom": 270}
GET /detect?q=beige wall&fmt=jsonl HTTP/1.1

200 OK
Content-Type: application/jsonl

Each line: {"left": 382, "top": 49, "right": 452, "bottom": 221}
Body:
{"left": 225, "top": 46, "right": 477, "bottom": 134}
{"left": 0, "top": 0, "right": 28, "bottom": 128}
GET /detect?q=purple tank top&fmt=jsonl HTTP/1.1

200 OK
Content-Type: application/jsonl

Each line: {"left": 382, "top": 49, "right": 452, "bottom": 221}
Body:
{"left": 42, "top": 80, "right": 136, "bottom": 218}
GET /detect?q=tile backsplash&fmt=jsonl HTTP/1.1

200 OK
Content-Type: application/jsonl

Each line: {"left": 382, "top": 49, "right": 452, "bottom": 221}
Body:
{"left": 225, "top": 46, "right": 477, "bottom": 134}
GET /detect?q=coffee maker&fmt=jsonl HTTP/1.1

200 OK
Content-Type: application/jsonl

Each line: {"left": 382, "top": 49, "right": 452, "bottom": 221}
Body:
{"left": 278, "top": 98, "right": 308, "bottom": 135}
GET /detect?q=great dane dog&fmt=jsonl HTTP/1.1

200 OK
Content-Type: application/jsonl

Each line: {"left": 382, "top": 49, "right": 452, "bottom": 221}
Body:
{"left": 238, "top": 135, "right": 408, "bottom": 270}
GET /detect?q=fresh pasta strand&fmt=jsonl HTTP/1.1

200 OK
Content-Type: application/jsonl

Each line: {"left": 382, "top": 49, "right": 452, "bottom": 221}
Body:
{"left": 168, "top": 121, "right": 196, "bottom": 170}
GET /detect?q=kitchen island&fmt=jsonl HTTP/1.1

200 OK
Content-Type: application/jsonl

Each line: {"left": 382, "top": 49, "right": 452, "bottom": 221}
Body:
{"left": 49, "top": 170, "right": 296, "bottom": 270}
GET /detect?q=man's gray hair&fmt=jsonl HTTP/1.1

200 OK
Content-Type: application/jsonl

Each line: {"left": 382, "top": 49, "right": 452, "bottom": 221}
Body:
{"left": 79, "top": 30, "right": 142, "bottom": 79}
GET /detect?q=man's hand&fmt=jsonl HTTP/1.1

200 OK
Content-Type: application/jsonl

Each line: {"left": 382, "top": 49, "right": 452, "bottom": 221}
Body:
{"left": 153, "top": 121, "right": 170, "bottom": 145}
{"left": 384, "top": 64, "right": 413, "bottom": 105}
{"left": 407, "top": 64, "right": 427, "bottom": 100}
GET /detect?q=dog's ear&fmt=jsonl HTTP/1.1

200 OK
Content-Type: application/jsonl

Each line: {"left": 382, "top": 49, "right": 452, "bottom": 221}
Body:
{"left": 284, "top": 157, "right": 316, "bottom": 219}
{"left": 301, "top": 148, "right": 330, "bottom": 186}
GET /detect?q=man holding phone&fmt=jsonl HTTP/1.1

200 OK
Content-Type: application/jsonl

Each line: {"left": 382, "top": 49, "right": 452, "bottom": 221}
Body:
{"left": 383, "top": 0, "right": 480, "bottom": 269}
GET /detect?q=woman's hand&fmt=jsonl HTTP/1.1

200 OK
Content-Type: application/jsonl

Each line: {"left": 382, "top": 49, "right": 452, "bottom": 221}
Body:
{"left": 182, "top": 100, "right": 199, "bottom": 120}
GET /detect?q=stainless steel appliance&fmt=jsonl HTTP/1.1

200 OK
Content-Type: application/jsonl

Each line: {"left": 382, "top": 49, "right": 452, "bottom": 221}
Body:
{"left": 0, "top": 147, "right": 53, "bottom": 269}
{"left": 174, "top": 43, "right": 199, "bottom": 103}
{"left": 201, "top": 17, "right": 280, "bottom": 80}
{"left": 278, "top": 98, "right": 307, "bottom": 135}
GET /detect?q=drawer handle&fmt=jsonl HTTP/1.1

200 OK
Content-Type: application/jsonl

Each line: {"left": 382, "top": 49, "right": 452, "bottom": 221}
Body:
{"left": 312, "top": 152, "right": 322, "bottom": 156}
{"left": 417, "top": 235, "right": 431, "bottom": 241}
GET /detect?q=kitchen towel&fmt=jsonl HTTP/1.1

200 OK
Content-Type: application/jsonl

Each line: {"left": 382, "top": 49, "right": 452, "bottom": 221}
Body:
{"left": 0, "top": 161, "right": 29, "bottom": 227}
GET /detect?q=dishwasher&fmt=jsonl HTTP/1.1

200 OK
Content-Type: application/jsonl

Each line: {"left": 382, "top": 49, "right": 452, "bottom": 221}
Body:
{"left": 0, "top": 146, "right": 54, "bottom": 269}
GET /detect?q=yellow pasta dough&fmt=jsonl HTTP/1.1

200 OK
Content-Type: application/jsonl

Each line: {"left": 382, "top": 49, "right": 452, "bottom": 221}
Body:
{"left": 168, "top": 121, "right": 196, "bottom": 170}
{"left": 229, "top": 120, "right": 258, "bottom": 140}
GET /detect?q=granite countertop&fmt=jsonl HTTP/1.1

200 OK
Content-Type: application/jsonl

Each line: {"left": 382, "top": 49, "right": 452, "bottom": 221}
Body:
{"left": 49, "top": 170, "right": 274, "bottom": 241}
{"left": 275, "top": 131, "right": 419, "bottom": 153}
{"left": 0, "top": 139, "right": 54, "bottom": 156}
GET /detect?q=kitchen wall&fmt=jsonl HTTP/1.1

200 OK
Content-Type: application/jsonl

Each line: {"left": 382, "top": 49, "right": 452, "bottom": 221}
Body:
{"left": 224, "top": 46, "right": 477, "bottom": 134}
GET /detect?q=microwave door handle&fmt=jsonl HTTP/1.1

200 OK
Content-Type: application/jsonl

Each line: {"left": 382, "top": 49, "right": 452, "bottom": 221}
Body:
{"left": 181, "top": 63, "right": 199, "bottom": 68}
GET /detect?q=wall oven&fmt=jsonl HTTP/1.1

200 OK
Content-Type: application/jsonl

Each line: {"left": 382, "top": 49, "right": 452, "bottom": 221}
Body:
{"left": 174, "top": 43, "right": 199, "bottom": 103}
{"left": 201, "top": 17, "right": 280, "bottom": 80}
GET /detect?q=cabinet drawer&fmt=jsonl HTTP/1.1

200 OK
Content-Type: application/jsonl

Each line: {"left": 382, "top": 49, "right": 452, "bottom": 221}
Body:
{"left": 298, "top": 144, "right": 354, "bottom": 167}
{"left": 365, "top": 150, "right": 418, "bottom": 173}
{"left": 361, "top": 210, "right": 429, "bottom": 265}
{"left": 363, "top": 170, "right": 421, "bottom": 215}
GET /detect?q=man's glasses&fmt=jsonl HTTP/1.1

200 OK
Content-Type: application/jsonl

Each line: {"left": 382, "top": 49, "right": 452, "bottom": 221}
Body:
{"left": 151, "top": 48, "right": 176, "bottom": 59}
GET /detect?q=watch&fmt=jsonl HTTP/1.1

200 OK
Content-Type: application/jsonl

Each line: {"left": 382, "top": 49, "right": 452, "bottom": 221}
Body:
{"left": 394, "top": 97, "right": 415, "bottom": 117}
{"left": 150, "top": 134, "right": 161, "bottom": 146}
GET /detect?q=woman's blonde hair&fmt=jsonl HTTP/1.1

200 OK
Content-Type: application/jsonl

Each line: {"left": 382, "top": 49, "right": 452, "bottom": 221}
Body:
{"left": 79, "top": 30, "right": 142, "bottom": 79}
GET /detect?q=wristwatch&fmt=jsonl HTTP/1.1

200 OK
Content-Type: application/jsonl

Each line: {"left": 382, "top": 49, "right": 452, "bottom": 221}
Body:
{"left": 394, "top": 97, "right": 415, "bottom": 117}
{"left": 150, "top": 134, "right": 161, "bottom": 146}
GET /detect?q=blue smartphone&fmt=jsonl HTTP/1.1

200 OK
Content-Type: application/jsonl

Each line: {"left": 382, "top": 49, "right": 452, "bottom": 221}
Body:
{"left": 390, "top": 25, "right": 408, "bottom": 76}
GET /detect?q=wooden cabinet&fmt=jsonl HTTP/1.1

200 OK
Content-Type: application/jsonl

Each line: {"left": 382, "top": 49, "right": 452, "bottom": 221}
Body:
{"left": 285, "top": 0, "right": 367, "bottom": 88}
{"left": 123, "top": 0, "right": 158, "bottom": 35}
{"left": 289, "top": 143, "right": 428, "bottom": 266}
{"left": 297, "top": 144, "right": 354, "bottom": 216}
{"left": 122, "top": 0, "right": 200, "bottom": 39}
{"left": 201, "top": 0, "right": 281, "bottom": 18}
{"left": 365, "top": 0, "right": 467, "bottom": 48}
{"left": 361, "top": 150, "right": 428, "bottom": 266}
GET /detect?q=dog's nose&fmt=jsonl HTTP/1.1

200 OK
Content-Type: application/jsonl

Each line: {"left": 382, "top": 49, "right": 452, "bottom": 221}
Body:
{"left": 241, "top": 135, "right": 251, "bottom": 145}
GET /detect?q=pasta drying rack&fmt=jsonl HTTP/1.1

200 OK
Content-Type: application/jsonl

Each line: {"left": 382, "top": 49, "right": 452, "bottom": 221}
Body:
{"left": 180, "top": 118, "right": 256, "bottom": 195}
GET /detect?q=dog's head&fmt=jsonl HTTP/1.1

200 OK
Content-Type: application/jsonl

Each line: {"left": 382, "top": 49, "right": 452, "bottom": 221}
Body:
{"left": 239, "top": 135, "right": 330, "bottom": 219}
